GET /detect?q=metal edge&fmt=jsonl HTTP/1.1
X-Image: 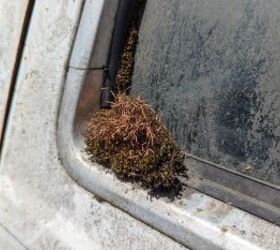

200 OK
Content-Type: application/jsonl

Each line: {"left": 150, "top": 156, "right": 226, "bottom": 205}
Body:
{"left": 186, "top": 156, "right": 280, "bottom": 225}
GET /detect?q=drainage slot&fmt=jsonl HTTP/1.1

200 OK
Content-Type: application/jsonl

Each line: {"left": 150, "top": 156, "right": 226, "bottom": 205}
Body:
{"left": 100, "top": 0, "right": 146, "bottom": 108}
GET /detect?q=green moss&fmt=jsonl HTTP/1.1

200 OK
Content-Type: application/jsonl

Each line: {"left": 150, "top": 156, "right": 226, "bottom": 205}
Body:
{"left": 84, "top": 94, "right": 186, "bottom": 194}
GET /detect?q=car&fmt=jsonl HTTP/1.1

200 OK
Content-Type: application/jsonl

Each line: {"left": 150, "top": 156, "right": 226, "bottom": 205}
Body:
{"left": 1, "top": 0, "right": 280, "bottom": 249}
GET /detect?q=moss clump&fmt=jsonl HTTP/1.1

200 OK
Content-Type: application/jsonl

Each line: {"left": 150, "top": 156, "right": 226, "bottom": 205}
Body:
{"left": 84, "top": 94, "right": 185, "bottom": 192}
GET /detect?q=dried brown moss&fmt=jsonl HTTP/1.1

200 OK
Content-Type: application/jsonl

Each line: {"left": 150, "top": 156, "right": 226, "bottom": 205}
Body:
{"left": 115, "top": 25, "right": 138, "bottom": 94}
{"left": 115, "top": 0, "right": 146, "bottom": 94}
{"left": 84, "top": 94, "right": 185, "bottom": 192}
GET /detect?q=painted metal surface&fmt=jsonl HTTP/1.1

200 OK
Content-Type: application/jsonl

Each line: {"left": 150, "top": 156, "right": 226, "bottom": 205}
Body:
{"left": 0, "top": 224, "right": 26, "bottom": 250}
{"left": 0, "top": 0, "right": 30, "bottom": 141}
{"left": 132, "top": 0, "right": 280, "bottom": 187}
{"left": 0, "top": 0, "right": 187, "bottom": 249}
{"left": 70, "top": 0, "right": 119, "bottom": 69}
{"left": 57, "top": 0, "right": 280, "bottom": 249}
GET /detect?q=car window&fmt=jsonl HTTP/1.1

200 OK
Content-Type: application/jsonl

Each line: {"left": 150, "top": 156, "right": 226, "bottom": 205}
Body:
{"left": 132, "top": 0, "right": 280, "bottom": 187}
{"left": 131, "top": 0, "right": 280, "bottom": 223}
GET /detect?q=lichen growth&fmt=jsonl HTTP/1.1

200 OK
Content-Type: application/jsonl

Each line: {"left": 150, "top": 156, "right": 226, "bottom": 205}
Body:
{"left": 84, "top": 94, "right": 185, "bottom": 192}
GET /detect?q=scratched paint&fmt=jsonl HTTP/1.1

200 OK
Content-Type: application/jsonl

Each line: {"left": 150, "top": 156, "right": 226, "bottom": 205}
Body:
{"left": 132, "top": 0, "right": 280, "bottom": 186}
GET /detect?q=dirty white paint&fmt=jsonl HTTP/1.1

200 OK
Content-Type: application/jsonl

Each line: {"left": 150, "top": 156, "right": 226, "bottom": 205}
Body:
{"left": 0, "top": 225, "right": 26, "bottom": 250}
{"left": 0, "top": 0, "right": 30, "bottom": 139}
{"left": 70, "top": 0, "right": 120, "bottom": 69}
{"left": 0, "top": 225, "right": 25, "bottom": 250}
{"left": 0, "top": 0, "right": 187, "bottom": 249}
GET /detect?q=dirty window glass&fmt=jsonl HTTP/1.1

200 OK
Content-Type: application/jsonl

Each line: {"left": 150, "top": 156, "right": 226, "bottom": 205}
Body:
{"left": 132, "top": 0, "right": 280, "bottom": 187}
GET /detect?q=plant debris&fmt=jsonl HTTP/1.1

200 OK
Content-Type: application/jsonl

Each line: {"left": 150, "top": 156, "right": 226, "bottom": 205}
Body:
{"left": 115, "top": 0, "right": 146, "bottom": 94}
{"left": 115, "top": 25, "right": 138, "bottom": 94}
{"left": 84, "top": 94, "right": 186, "bottom": 194}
